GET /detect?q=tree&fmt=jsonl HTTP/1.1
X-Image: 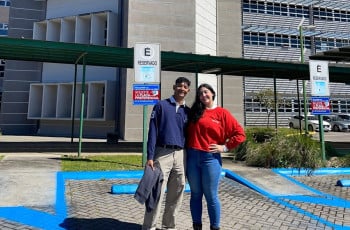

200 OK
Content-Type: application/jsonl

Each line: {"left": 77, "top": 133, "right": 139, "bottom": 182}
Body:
{"left": 254, "top": 89, "right": 285, "bottom": 127}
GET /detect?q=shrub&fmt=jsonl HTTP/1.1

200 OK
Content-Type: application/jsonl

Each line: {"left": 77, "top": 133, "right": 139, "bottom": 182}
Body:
{"left": 231, "top": 127, "right": 324, "bottom": 172}
{"left": 233, "top": 127, "right": 276, "bottom": 161}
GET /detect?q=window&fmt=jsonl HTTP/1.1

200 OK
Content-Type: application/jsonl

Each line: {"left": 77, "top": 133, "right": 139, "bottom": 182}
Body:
{"left": 257, "top": 1, "right": 264, "bottom": 14}
{"left": 0, "top": 0, "right": 10, "bottom": 6}
{"left": 331, "top": 100, "right": 339, "bottom": 113}
{"left": 251, "top": 32, "right": 259, "bottom": 45}
{"left": 0, "top": 59, "right": 4, "bottom": 78}
{"left": 282, "top": 35, "right": 289, "bottom": 46}
{"left": 266, "top": 2, "right": 273, "bottom": 15}
{"left": 243, "top": 1, "right": 250, "bottom": 12}
{"left": 291, "top": 35, "right": 298, "bottom": 48}
{"left": 281, "top": 4, "right": 288, "bottom": 16}
{"left": 258, "top": 33, "right": 266, "bottom": 45}
{"left": 275, "top": 34, "right": 282, "bottom": 46}
{"left": 289, "top": 5, "right": 297, "bottom": 17}
{"left": 244, "top": 32, "right": 251, "bottom": 45}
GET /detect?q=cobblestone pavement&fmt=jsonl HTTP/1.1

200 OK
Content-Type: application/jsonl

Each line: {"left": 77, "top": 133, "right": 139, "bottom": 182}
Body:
{"left": 1, "top": 162, "right": 350, "bottom": 229}
{"left": 59, "top": 177, "right": 334, "bottom": 230}
{"left": 2, "top": 173, "right": 350, "bottom": 230}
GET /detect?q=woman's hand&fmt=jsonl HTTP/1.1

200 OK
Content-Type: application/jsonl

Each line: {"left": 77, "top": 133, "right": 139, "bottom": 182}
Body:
{"left": 209, "top": 144, "right": 227, "bottom": 153}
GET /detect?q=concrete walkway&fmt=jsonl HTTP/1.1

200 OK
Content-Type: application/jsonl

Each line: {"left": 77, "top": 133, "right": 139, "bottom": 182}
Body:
{"left": 222, "top": 159, "right": 316, "bottom": 196}
{"left": 0, "top": 153, "right": 60, "bottom": 207}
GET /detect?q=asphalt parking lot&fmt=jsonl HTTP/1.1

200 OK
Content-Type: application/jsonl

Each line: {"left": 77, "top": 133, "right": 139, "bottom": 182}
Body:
{"left": 317, "top": 131, "right": 350, "bottom": 142}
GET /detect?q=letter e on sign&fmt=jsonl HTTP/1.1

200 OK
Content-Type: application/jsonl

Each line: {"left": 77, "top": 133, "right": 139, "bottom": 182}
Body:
{"left": 317, "top": 65, "right": 321, "bottom": 72}
{"left": 144, "top": 47, "right": 151, "bottom": 57}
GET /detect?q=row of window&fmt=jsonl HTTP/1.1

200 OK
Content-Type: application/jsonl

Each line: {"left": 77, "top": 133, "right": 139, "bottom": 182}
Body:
{"left": 0, "top": 23, "right": 8, "bottom": 30}
{"left": 245, "top": 98, "right": 350, "bottom": 114}
{"left": 243, "top": 0, "right": 350, "bottom": 22}
{"left": 0, "top": 29, "right": 8, "bottom": 36}
{"left": 0, "top": 60, "right": 4, "bottom": 78}
{"left": 0, "top": 0, "right": 10, "bottom": 7}
{"left": 243, "top": 1, "right": 309, "bottom": 18}
{"left": 243, "top": 32, "right": 350, "bottom": 51}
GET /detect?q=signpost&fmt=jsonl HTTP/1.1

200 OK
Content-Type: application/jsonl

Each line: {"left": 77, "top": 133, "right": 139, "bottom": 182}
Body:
{"left": 134, "top": 43, "right": 160, "bottom": 166}
{"left": 309, "top": 60, "right": 329, "bottom": 161}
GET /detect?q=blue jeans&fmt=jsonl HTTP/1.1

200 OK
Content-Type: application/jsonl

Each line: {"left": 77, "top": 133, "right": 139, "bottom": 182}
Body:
{"left": 186, "top": 148, "right": 222, "bottom": 228}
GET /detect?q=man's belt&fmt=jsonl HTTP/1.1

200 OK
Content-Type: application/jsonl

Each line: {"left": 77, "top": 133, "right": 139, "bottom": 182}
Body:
{"left": 158, "top": 144, "right": 183, "bottom": 150}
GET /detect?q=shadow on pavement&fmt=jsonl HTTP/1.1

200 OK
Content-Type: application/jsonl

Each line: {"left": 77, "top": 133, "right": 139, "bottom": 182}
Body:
{"left": 59, "top": 217, "right": 141, "bottom": 230}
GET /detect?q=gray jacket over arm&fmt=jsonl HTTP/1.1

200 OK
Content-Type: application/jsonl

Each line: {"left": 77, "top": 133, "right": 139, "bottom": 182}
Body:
{"left": 134, "top": 165, "right": 164, "bottom": 212}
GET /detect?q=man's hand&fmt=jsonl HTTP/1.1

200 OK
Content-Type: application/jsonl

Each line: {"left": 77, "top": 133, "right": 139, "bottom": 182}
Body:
{"left": 146, "top": 160, "right": 154, "bottom": 170}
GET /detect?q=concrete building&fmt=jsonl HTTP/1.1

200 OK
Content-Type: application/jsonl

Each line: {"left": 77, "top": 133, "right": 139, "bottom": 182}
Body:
{"left": 0, "top": 0, "right": 243, "bottom": 141}
{"left": 0, "top": 0, "right": 10, "bottom": 112}
{"left": 2, "top": 0, "right": 350, "bottom": 140}
{"left": 243, "top": 0, "right": 350, "bottom": 127}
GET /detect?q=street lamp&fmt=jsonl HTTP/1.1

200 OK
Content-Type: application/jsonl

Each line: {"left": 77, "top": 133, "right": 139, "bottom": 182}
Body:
{"left": 298, "top": 18, "right": 316, "bottom": 134}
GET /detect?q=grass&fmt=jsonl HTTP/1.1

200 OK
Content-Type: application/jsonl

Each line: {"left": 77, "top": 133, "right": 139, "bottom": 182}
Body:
{"left": 61, "top": 154, "right": 144, "bottom": 171}
{"left": 0, "top": 155, "right": 3, "bottom": 161}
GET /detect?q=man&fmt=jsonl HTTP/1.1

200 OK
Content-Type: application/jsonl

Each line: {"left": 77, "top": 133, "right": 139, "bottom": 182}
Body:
{"left": 142, "top": 77, "right": 191, "bottom": 230}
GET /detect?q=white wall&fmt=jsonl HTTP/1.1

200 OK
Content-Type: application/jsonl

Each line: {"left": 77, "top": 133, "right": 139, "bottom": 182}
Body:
{"left": 46, "top": 0, "right": 119, "bottom": 18}
{"left": 195, "top": 0, "right": 217, "bottom": 55}
{"left": 43, "top": 0, "right": 119, "bottom": 83}
{"left": 195, "top": 0, "right": 218, "bottom": 105}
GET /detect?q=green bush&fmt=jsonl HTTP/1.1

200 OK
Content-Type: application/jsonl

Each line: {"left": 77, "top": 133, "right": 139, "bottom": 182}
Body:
{"left": 231, "top": 127, "right": 324, "bottom": 172}
{"left": 233, "top": 127, "right": 276, "bottom": 161}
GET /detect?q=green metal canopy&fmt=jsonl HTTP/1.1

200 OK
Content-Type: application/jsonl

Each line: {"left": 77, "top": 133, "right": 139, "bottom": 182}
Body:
{"left": 310, "top": 46, "right": 350, "bottom": 63}
{"left": 1, "top": 36, "right": 350, "bottom": 83}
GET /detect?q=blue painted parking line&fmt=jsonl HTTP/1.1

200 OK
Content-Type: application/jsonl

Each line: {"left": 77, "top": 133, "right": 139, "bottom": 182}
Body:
{"left": 0, "top": 168, "right": 350, "bottom": 229}
{"left": 225, "top": 170, "right": 350, "bottom": 229}
{"left": 0, "top": 207, "right": 62, "bottom": 230}
{"left": 273, "top": 168, "right": 350, "bottom": 229}
{"left": 0, "top": 170, "right": 145, "bottom": 229}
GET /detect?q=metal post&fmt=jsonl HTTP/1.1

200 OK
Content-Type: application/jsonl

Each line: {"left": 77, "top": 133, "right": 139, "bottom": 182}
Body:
{"left": 71, "top": 52, "right": 87, "bottom": 143}
{"left": 296, "top": 79, "right": 302, "bottom": 134}
{"left": 273, "top": 77, "right": 278, "bottom": 131}
{"left": 78, "top": 55, "right": 87, "bottom": 157}
{"left": 221, "top": 74, "right": 224, "bottom": 107}
{"left": 142, "top": 104, "right": 148, "bottom": 167}
{"left": 318, "top": 115, "right": 326, "bottom": 161}
{"left": 71, "top": 64, "right": 77, "bottom": 143}
{"left": 299, "top": 25, "right": 309, "bottom": 134}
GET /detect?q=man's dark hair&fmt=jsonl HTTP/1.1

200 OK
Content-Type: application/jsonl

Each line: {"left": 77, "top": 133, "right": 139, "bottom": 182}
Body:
{"left": 175, "top": 77, "right": 191, "bottom": 86}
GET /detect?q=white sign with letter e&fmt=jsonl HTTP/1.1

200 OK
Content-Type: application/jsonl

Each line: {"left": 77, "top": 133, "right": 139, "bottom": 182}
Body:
{"left": 309, "top": 60, "right": 330, "bottom": 97}
{"left": 134, "top": 43, "right": 160, "bottom": 83}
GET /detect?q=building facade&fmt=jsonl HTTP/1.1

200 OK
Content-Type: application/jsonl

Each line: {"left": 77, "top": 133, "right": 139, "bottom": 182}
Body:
{"left": 2, "top": 0, "right": 349, "bottom": 140}
{"left": 0, "top": 0, "right": 10, "bottom": 112}
{"left": 0, "top": 0, "right": 243, "bottom": 141}
{"left": 243, "top": 0, "right": 350, "bottom": 127}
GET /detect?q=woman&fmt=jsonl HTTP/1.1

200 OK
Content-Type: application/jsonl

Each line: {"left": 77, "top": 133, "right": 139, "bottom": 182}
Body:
{"left": 186, "top": 83, "right": 246, "bottom": 230}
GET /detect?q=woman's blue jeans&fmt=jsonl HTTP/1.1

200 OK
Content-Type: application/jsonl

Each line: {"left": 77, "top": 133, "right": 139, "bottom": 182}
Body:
{"left": 186, "top": 148, "right": 222, "bottom": 228}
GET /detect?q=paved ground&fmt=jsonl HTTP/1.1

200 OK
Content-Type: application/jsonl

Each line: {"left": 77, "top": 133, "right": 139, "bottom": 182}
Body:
{"left": 1, "top": 135, "right": 350, "bottom": 229}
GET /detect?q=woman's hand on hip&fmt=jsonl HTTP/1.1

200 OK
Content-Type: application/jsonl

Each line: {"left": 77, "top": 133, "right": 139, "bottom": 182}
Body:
{"left": 209, "top": 144, "right": 227, "bottom": 153}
